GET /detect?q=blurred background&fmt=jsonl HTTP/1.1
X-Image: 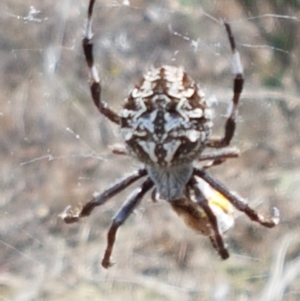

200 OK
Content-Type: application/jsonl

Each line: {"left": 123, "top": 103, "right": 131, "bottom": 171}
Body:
{"left": 1, "top": 0, "right": 300, "bottom": 300}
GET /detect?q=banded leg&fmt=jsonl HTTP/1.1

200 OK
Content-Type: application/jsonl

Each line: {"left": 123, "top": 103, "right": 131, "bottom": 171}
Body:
{"left": 83, "top": 0, "right": 120, "bottom": 124}
{"left": 60, "top": 168, "right": 147, "bottom": 223}
{"left": 191, "top": 178, "right": 229, "bottom": 259}
{"left": 194, "top": 168, "right": 280, "bottom": 227}
{"left": 207, "top": 22, "right": 244, "bottom": 148}
{"left": 198, "top": 147, "right": 240, "bottom": 169}
{"left": 102, "top": 178, "right": 154, "bottom": 268}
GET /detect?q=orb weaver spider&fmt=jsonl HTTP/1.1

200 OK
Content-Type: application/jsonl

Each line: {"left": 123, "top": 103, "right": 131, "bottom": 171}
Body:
{"left": 60, "top": 0, "right": 279, "bottom": 268}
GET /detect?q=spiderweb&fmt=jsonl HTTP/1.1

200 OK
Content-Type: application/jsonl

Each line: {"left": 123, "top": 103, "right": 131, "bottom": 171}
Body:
{"left": 1, "top": 0, "right": 299, "bottom": 300}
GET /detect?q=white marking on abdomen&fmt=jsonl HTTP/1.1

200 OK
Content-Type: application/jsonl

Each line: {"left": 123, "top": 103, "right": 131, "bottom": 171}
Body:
{"left": 163, "top": 140, "right": 182, "bottom": 163}
{"left": 138, "top": 140, "right": 158, "bottom": 162}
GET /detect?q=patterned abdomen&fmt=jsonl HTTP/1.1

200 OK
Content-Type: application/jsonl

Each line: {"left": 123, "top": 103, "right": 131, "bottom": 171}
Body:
{"left": 120, "top": 66, "right": 213, "bottom": 167}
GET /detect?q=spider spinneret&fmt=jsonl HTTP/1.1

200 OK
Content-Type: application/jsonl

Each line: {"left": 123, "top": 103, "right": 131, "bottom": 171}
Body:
{"left": 60, "top": 0, "right": 280, "bottom": 269}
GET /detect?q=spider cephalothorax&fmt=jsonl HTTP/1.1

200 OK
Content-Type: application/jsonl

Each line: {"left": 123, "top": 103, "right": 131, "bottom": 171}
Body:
{"left": 60, "top": 0, "right": 279, "bottom": 269}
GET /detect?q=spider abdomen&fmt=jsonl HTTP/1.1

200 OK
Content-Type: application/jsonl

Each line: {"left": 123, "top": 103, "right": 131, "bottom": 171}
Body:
{"left": 120, "top": 65, "right": 213, "bottom": 167}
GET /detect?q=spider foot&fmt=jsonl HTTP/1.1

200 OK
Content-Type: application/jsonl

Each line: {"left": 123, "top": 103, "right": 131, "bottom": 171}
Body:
{"left": 259, "top": 207, "right": 280, "bottom": 228}
{"left": 219, "top": 246, "right": 230, "bottom": 260}
{"left": 59, "top": 205, "right": 82, "bottom": 224}
{"left": 101, "top": 257, "right": 116, "bottom": 269}
{"left": 209, "top": 236, "right": 229, "bottom": 260}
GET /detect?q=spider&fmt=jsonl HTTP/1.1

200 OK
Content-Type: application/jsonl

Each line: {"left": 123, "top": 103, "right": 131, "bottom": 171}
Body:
{"left": 60, "top": 0, "right": 280, "bottom": 269}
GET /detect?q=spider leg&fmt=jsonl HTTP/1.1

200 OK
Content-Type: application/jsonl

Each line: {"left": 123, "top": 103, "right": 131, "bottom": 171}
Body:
{"left": 209, "top": 235, "right": 219, "bottom": 253}
{"left": 83, "top": 0, "right": 120, "bottom": 124}
{"left": 190, "top": 178, "right": 229, "bottom": 259}
{"left": 102, "top": 178, "right": 154, "bottom": 268}
{"left": 60, "top": 168, "right": 147, "bottom": 223}
{"left": 207, "top": 22, "right": 244, "bottom": 148}
{"left": 198, "top": 147, "right": 240, "bottom": 162}
{"left": 151, "top": 188, "right": 158, "bottom": 202}
{"left": 111, "top": 144, "right": 128, "bottom": 156}
{"left": 198, "top": 147, "right": 240, "bottom": 169}
{"left": 194, "top": 168, "right": 280, "bottom": 227}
